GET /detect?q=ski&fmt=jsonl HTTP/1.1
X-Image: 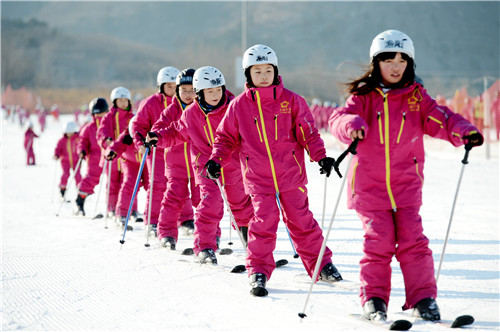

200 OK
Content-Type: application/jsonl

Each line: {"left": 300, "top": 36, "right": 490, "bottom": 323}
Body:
{"left": 410, "top": 314, "right": 474, "bottom": 329}
{"left": 350, "top": 314, "right": 412, "bottom": 331}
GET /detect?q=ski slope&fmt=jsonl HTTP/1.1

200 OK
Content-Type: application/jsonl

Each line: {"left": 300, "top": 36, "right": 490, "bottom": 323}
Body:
{"left": 2, "top": 113, "right": 499, "bottom": 331}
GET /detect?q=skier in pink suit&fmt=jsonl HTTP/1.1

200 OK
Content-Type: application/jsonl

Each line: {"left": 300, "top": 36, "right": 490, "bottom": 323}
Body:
{"left": 130, "top": 66, "right": 180, "bottom": 235}
{"left": 75, "top": 98, "right": 109, "bottom": 216}
{"left": 54, "top": 121, "right": 81, "bottom": 199}
{"left": 96, "top": 87, "right": 137, "bottom": 220}
{"left": 150, "top": 68, "right": 201, "bottom": 249}
{"left": 105, "top": 118, "right": 148, "bottom": 231}
{"left": 24, "top": 121, "right": 38, "bottom": 165}
{"left": 146, "top": 66, "right": 254, "bottom": 264}
{"left": 328, "top": 30, "right": 484, "bottom": 322}
{"left": 207, "top": 45, "right": 342, "bottom": 297}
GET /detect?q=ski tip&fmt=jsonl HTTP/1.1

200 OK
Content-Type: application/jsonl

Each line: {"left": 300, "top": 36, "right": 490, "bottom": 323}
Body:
{"left": 275, "top": 259, "right": 288, "bottom": 267}
{"left": 390, "top": 319, "right": 412, "bottom": 331}
{"left": 181, "top": 248, "right": 194, "bottom": 256}
{"left": 144, "top": 243, "right": 150, "bottom": 247}
{"left": 230, "top": 265, "right": 246, "bottom": 273}
{"left": 228, "top": 242, "right": 233, "bottom": 245}
{"left": 250, "top": 286, "right": 268, "bottom": 297}
{"left": 451, "top": 315, "right": 474, "bottom": 328}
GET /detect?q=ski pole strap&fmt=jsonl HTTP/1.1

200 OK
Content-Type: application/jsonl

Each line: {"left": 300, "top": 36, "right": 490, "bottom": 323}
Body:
{"left": 462, "top": 143, "right": 473, "bottom": 165}
{"left": 333, "top": 138, "right": 359, "bottom": 178}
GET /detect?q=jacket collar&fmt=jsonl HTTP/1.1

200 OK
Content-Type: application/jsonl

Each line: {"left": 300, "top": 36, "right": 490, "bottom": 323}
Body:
{"left": 245, "top": 76, "right": 284, "bottom": 102}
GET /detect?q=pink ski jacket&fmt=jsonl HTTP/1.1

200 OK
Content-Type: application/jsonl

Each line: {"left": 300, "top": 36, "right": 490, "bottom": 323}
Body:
{"left": 78, "top": 118, "right": 102, "bottom": 158}
{"left": 211, "top": 78, "right": 327, "bottom": 195}
{"left": 96, "top": 106, "right": 134, "bottom": 150}
{"left": 329, "top": 83, "right": 481, "bottom": 211}
{"left": 130, "top": 92, "right": 173, "bottom": 151}
{"left": 107, "top": 129, "right": 143, "bottom": 163}
{"left": 151, "top": 96, "right": 194, "bottom": 179}
{"left": 54, "top": 133, "right": 80, "bottom": 169}
{"left": 154, "top": 91, "right": 240, "bottom": 185}
{"left": 24, "top": 128, "right": 38, "bottom": 150}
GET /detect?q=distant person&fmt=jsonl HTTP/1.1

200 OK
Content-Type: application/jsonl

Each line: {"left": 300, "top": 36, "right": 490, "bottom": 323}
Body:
{"left": 130, "top": 66, "right": 180, "bottom": 236}
{"left": 328, "top": 30, "right": 483, "bottom": 322}
{"left": 150, "top": 68, "right": 201, "bottom": 249}
{"left": 75, "top": 98, "right": 109, "bottom": 216}
{"left": 54, "top": 121, "right": 81, "bottom": 199}
{"left": 146, "top": 66, "right": 253, "bottom": 263}
{"left": 207, "top": 45, "right": 342, "bottom": 297}
{"left": 24, "top": 121, "right": 38, "bottom": 166}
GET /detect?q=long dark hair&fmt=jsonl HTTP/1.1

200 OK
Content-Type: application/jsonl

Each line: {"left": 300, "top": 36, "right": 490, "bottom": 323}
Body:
{"left": 345, "top": 52, "right": 415, "bottom": 95}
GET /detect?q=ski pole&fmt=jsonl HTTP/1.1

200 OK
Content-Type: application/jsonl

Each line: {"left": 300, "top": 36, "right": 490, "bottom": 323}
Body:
{"left": 144, "top": 146, "right": 156, "bottom": 248}
{"left": 299, "top": 138, "right": 358, "bottom": 319}
{"left": 92, "top": 159, "right": 107, "bottom": 219}
{"left": 275, "top": 192, "right": 300, "bottom": 259}
{"left": 104, "top": 158, "right": 112, "bottom": 229}
{"left": 215, "top": 178, "right": 247, "bottom": 249}
{"left": 56, "top": 157, "right": 83, "bottom": 216}
{"left": 120, "top": 146, "right": 150, "bottom": 246}
{"left": 321, "top": 176, "right": 327, "bottom": 228}
{"left": 435, "top": 143, "right": 473, "bottom": 284}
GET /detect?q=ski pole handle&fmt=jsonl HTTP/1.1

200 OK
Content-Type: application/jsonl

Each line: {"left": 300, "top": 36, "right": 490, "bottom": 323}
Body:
{"left": 333, "top": 138, "right": 359, "bottom": 178}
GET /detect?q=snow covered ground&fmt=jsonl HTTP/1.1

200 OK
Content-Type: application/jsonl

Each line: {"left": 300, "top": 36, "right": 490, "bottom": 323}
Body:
{"left": 2, "top": 113, "right": 499, "bottom": 331}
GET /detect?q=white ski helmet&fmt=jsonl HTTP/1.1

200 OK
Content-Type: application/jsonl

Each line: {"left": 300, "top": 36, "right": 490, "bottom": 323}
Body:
{"left": 242, "top": 44, "right": 278, "bottom": 70}
{"left": 370, "top": 29, "right": 414, "bottom": 59}
{"left": 193, "top": 66, "right": 225, "bottom": 92}
{"left": 157, "top": 66, "right": 180, "bottom": 86}
{"left": 110, "top": 86, "right": 131, "bottom": 102}
{"left": 64, "top": 121, "right": 79, "bottom": 134}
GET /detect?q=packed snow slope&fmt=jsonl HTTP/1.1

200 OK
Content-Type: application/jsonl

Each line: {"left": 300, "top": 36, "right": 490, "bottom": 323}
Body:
{"left": 2, "top": 114, "right": 499, "bottom": 331}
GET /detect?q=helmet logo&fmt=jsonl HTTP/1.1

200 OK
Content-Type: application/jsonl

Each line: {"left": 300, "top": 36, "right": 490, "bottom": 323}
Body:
{"left": 210, "top": 78, "right": 222, "bottom": 86}
{"left": 256, "top": 55, "right": 268, "bottom": 62}
{"left": 385, "top": 39, "right": 404, "bottom": 49}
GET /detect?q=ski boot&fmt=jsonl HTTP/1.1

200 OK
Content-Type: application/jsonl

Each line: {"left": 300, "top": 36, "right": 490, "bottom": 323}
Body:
{"left": 160, "top": 237, "right": 176, "bottom": 250}
{"left": 60, "top": 187, "right": 66, "bottom": 201}
{"left": 196, "top": 248, "right": 217, "bottom": 265}
{"left": 249, "top": 273, "right": 268, "bottom": 297}
{"left": 240, "top": 226, "right": 248, "bottom": 245}
{"left": 117, "top": 216, "right": 133, "bottom": 231}
{"left": 131, "top": 210, "right": 143, "bottom": 223}
{"left": 414, "top": 297, "right": 440, "bottom": 321}
{"left": 319, "top": 262, "right": 343, "bottom": 282}
{"left": 148, "top": 224, "right": 157, "bottom": 237}
{"left": 181, "top": 220, "right": 194, "bottom": 235}
{"left": 75, "top": 194, "right": 86, "bottom": 216}
{"left": 363, "top": 297, "right": 387, "bottom": 321}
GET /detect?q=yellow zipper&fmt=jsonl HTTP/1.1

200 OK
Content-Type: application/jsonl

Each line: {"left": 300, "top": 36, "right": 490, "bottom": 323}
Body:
{"left": 377, "top": 112, "right": 384, "bottom": 144}
{"left": 274, "top": 114, "right": 278, "bottom": 140}
{"left": 351, "top": 161, "right": 358, "bottom": 197}
{"left": 292, "top": 150, "right": 302, "bottom": 175}
{"left": 184, "top": 142, "right": 191, "bottom": 178}
{"left": 397, "top": 112, "right": 406, "bottom": 144}
{"left": 254, "top": 117, "right": 263, "bottom": 143}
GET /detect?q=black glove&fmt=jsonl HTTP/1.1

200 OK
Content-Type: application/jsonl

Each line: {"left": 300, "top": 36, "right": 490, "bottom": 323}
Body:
{"left": 318, "top": 157, "right": 336, "bottom": 177}
{"left": 106, "top": 150, "right": 117, "bottom": 161}
{"left": 146, "top": 132, "right": 158, "bottom": 147}
{"left": 464, "top": 133, "right": 483, "bottom": 147}
{"left": 122, "top": 134, "right": 133, "bottom": 146}
{"left": 205, "top": 159, "right": 221, "bottom": 179}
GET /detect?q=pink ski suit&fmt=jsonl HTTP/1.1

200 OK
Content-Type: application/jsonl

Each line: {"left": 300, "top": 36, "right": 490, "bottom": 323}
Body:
{"left": 77, "top": 117, "right": 104, "bottom": 196}
{"left": 151, "top": 96, "right": 200, "bottom": 241}
{"left": 210, "top": 78, "right": 333, "bottom": 280}
{"left": 107, "top": 129, "right": 147, "bottom": 218}
{"left": 96, "top": 105, "right": 135, "bottom": 214}
{"left": 328, "top": 83, "right": 482, "bottom": 309}
{"left": 154, "top": 91, "right": 254, "bottom": 255}
{"left": 54, "top": 133, "right": 81, "bottom": 189}
{"left": 130, "top": 92, "right": 170, "bottom": 226}
{"left": 24, "top": 127, "right": 38, "bottom": 165}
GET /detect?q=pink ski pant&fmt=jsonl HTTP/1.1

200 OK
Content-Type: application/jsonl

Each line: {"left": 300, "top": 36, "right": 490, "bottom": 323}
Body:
{"left": 116, "top": 158, "right": 148, "bottom": 218}
{"left": 193, "top": 177, "right": 253, "bottom": 255}
{"left": 157, "top": 176, "right": 200, "bottom": 241}
{"left": 59, "top": 160, "right": 82, "bottom": 189}
{"left": 246, "top": 188, "right": 332, "bottom": 280}
{"left": 144, "top": 150, "right": 166, "bottom": 225}
{"left": 26, "top": 147, "right": 35, "bottom": 165}
{"left": 105, "top": 158, "right": 121, "bottom": 213}
{"left": 78, "top": 153, "right": 103, "bottom": 195}
{"left": 357, "top": 206, "right": 437, "bottom": 310}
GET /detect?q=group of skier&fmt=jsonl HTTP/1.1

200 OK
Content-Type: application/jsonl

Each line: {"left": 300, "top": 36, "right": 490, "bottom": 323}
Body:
{"left": 49, "top": 30, "right": 484, "bottom": 324}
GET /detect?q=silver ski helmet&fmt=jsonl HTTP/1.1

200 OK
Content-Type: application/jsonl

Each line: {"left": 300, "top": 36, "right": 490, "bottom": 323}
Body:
{"left": 242, "top": 44, "right": 279, "bottom": 86}
{"left": 370, "top": 30, "right": 414, "bottom": 59}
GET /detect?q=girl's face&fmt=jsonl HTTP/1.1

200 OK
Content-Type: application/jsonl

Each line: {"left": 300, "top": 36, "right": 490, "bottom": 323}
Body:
{"left": 202, "top": 87, "right": 223, "bottom": 107}
{"left": 162, "top": 82, "right": 176, "bottom": 97}
{"left": 116, "top": 98, "right": 129, "bottom": 110}
{"left": 249, "top": 64, "right": 274, "bottom": 88}
{"left": 379, "top": 52, "right": 408, "bottom": 86}
{"left": 179, "top": 84, "right": 196, "bottom": 105}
